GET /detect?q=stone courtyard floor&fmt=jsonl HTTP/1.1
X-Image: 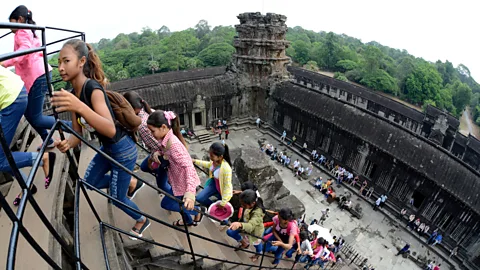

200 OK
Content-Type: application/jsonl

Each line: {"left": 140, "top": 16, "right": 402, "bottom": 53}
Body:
{"left": 189, "top": 129, "right": 453, "bottom": 270}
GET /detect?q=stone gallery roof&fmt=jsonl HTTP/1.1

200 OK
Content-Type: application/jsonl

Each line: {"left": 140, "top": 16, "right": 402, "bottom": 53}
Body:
{"left": 425, "top": 105, "right": 460, "bottom": 129}
{"left": 273, "top": 82, "right": 480, "bottom": 213}
{"left": 109, "top": 67, "right": 228, "bottom": 92}
{"left": 108, "top": 67, "right": 236, "bottom": 107}
{"left": 468, "top": 135, "right": 480, "bottom": 154}
{"left": 287, "top": 67, "right": 425, "bottom": 123}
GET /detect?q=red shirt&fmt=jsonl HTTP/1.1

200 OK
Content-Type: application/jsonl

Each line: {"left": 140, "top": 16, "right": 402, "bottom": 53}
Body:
{"left": 159, "top": 129, "right": 199, "bottom": 199}
{"left": 433, "top": 266, "right": 440, "bottom": 270}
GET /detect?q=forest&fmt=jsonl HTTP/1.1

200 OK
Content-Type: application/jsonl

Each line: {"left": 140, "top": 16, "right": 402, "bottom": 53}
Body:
{"left": 50, "top": 20, "right": 480, "bottom": 123}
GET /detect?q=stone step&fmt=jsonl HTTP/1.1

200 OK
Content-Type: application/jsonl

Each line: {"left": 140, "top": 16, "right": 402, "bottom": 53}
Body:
{"left": 201, "top": 219, "right": 252, "bottom": 270}
{"left": 114, "top": 171, "right": 185, "bottom": 267}
{"left": 76, "top": 145, "right": 120, "bottom": 270}
{"left": 0, "top": 134, "right": 67, "bottom": 269}
{"left": 166, "top": 211, "right": 224, "bottom": 269}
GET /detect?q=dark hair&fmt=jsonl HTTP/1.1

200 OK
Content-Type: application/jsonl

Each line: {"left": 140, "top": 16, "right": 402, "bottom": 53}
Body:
{"left": 209, "top": 142, "right": 231, "bottom": 166}
{"left": 123, "top": 91, "right": 152, "bottom": 114}
{"left": 63, "top": 39, "right": 107, "bottom": 89}
{"left": 317, "top": 237, "right": 325, "bottom": 245}
{"left": 278, "top": 208, "right": 294, "bottom": 221}
{"left": 9, "top": 5, "right": 37, "bottom": 38}
{"left": 240, "top": 189, "right": 265, "bottom": 214}
{"left": 241, "top": 181, "right": 258, "bottom": 192}
{"left": 147, "top": 110, "right": 187, "bottom": 148}
{"left": 299, "top": 231, "right": 309, "bottom": 242}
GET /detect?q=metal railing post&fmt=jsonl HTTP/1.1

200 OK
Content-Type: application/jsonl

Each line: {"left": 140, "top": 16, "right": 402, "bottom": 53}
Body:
{"left": 259, "top": 241, "right": 267, "bottom": 269}
{"left": 179, "top": 202, "right": 197, "bottom": 269}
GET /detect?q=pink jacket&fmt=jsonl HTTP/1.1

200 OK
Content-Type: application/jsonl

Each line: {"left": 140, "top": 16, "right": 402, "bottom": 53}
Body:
{"left": 3, "top": 29, "right": 52, "bottom": 92}
{"left": 158, "top": 129, "right": 199, "bottom": 200}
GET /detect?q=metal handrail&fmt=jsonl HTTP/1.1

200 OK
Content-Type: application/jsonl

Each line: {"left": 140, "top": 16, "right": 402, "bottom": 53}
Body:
{"left": 0, "top": 22, "right": 304, "bottom": 270}
{"left": 57, "top": 121, "right": 301, "bottom": 265}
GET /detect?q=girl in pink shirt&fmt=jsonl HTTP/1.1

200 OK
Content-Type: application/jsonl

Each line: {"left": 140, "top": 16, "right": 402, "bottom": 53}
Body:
{"left": 2, "top": 6, "right": 70, "bottom": 150}
{"left": 147, "top": 110, "right": 203, "bottom": 226}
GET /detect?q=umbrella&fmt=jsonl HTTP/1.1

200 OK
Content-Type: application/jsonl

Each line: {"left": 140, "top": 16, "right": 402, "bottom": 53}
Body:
{"left": 308, "top": 224, "right": 334, "bottom": 244}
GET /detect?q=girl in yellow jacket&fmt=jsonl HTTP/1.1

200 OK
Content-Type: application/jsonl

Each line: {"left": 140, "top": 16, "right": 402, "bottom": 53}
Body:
{"left": 194, "top": 142, "right": 233, "bottom": 208}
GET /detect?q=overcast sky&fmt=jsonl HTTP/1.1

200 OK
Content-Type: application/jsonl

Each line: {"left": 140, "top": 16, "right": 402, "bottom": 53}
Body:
{"left": 1, "top": 0, "right": 479, "bottom": 81}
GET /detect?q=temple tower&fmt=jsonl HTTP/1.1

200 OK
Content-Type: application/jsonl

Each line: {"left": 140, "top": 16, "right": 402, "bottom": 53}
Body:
{"left": 231, "top": 12, "right": 291, "bottom": 117}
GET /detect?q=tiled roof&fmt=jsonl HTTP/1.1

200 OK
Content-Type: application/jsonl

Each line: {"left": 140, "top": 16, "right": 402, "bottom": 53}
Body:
{"left": 111, "top": 71, "right": 237, "bottom": 107}
{"left": 273, "top": 82, "right": 480, "bottom": 213}
{"left": 288, "top": 67, "right": 426, "bottom": 123}
{"left": 425, "top": 105, "right": 460, "bottom": 129}
{"left": 109, "top": 67, "right": 228, "bottom": 92}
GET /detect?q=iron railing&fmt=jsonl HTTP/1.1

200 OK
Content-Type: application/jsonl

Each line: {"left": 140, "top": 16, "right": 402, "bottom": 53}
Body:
{"left": 0, "top": 22, "right": 306, "bottom": 270}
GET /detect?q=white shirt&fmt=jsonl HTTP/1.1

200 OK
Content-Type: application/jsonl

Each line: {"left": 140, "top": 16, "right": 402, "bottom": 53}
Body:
{"left": 312, "top": 150, "right": 317, "bottom": 155}
{"left": 256, "top": 118, "right": 260, "bottom": 124}
{"left": 293, "top": 161, "right": 300, "bottom": 167}
{"left": 282, "top": 131, "right": 286, "bottom": 137}
{"left": 381, "top": 195, "right": 388, "bottom": 202}
{"left": 300, "top": 240, "right": 313, "bottom": 255}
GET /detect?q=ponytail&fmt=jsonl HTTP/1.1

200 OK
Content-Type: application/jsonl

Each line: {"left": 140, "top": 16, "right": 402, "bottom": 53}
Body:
{"left": 141, "top": 100, "right": 153, "bottom": 114}
{"left": 63, "top": 39, "right": 107, "bottom": 89}
{"left": 124, "top": 91, "right": 153, "bottom": 114}
{"left": 147, "top": 110, "right": 187, "bottom": 148}
{"left": 9, "top": 5, "right": 37, "bottom": 38}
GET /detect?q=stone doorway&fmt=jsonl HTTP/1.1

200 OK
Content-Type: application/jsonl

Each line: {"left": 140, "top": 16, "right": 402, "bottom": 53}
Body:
{"left": 411, "top": 190, "right": 426, "bottom": 208}
{"left": 194, "top": 112, "right": 202, "bottom": 126}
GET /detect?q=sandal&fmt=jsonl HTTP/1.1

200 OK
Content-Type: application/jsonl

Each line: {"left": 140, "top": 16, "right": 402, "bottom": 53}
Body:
{"left": 37, "top": 140, "right": 56, "bottom": 152}
{"left": 44, "top": 152, "right": 56, "bottom": 189}
{"left": 13, "top": 184, "right": 37, "bottom": 206}
{"left": 173, "top": 219, "right": 195, "bottom": 227}
{"left": 127, "top": 180, "right": 145, "bottom": 199}
{"left": 129, "top": 218, "right": 151, "bottom": 240}
{"left": 194, "top": 206, "right": 206, "bottom": 223}
{"left": 234, "top": 241, "right": 250, "bottom": 251}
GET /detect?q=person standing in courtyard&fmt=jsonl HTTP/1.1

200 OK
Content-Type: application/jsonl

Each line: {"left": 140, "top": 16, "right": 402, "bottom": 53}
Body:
{"left": 225, "top": 129, "right": 229, "bottom": 140}
{"left": 256, "top": 117, "right": 261, "bottom": 128}
{"left": 280, "top": 130, "right": 287, "bottom": 142}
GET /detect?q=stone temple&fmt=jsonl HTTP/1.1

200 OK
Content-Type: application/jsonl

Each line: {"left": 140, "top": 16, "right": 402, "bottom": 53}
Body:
{"left": 108, "top": 12, "right": 480, "bottom": 268}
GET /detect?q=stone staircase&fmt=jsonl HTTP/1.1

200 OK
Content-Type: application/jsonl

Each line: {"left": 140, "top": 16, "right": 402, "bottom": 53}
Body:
{"left": 0, "top": 132, "right": 301, "bottom": 270}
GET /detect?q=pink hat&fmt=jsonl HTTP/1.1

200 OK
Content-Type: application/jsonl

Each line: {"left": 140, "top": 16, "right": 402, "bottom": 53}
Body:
{"left": 207, "top": 201, "right": 234, "bottom": 222}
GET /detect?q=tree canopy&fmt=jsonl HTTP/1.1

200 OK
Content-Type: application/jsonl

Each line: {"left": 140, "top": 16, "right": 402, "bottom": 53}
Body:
{"left": 86, "top": 21, "right": 478, "bottom": 118}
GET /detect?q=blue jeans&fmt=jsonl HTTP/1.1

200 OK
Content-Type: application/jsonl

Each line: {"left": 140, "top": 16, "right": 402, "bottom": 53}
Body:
{"left": 285, "top": 242, "right": 298, "bottom": 258}
{"left": 196, "top": 179, "right": 221, "bottom": 207}
{"left": 0, "top": 87, "right": 39, "bottom": 181}
{"left": 161, "top": 187, "right": 200, "bottom": 225}
{"left": 84, "top": 135, "right": 144, "bottom": 222}
{"left": 226, "top": 229, "right": 262, "bottom": 253}
{"left": 140, "top": 156, "right": 169, "bottom": 191}
{"left": 259, "top": 234, "right": 285, "bottom": 264}
{"left": 25, "top": 72, "right": 71, "bottom": 144}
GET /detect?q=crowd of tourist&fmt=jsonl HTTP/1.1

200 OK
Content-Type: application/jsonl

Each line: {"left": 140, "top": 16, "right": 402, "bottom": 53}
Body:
{"left": 0, "top": 5, "right": 455, "bottom": 269}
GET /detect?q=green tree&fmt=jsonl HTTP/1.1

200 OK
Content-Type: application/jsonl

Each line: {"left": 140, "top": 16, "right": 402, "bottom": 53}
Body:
{"left": 450, "top": 80, "right": 472, "bottom": 113}
{"left": 198, "top": 43, "right": 235, "bottom": 67}
{"left": 336, "top": 59, "right": 358, "bottom": 73}
{"left": 405, "top": 63, "right": 443, "bottom": 104}
{"left": 320, "top": 32, "right": 341, "bottom": 70}
{"left": 292, "top": 40, "right": 311, "bottom": 65}
{"left": 334, "top": 72, "right": 348, "bottom": 82}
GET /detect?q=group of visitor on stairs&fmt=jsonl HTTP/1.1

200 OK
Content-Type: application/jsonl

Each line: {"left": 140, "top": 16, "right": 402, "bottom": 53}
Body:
{"left": 0, "top": 5, "right": 339, "bottom": 267}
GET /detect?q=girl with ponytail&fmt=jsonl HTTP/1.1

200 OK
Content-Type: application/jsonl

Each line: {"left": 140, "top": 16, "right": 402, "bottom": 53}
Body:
{"left": 2, "top": 5, "right": 72, "bottom": 151}
{"left": 227, "top": 189, "right": 265, "bottom": 261}
{"left": 51, "top": 39, "right": 149, "bottom": 239}
{"left": 193, "top": 142, "right": 233, "bottom": 208}
{"left": 146, "top": 110, "right": 202, "bottom": 226}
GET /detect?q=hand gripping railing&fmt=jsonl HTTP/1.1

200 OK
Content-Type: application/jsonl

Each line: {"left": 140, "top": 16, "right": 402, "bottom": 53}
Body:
{"left": 0, "top": 22, "right": 306, "bottom": 270}
{"left": 56, "top": 121, "right": 303, "bottom": 270}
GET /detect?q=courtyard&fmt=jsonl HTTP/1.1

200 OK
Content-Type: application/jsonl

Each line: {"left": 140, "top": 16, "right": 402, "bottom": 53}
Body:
{"left": 189, "top": 128, "right": 453, "bottom": 270}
